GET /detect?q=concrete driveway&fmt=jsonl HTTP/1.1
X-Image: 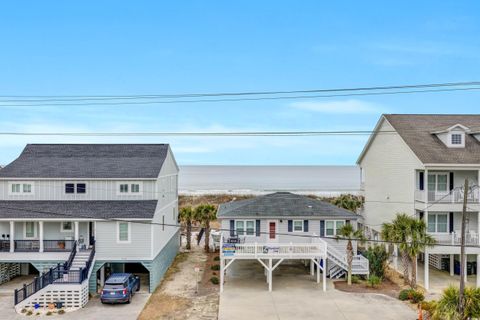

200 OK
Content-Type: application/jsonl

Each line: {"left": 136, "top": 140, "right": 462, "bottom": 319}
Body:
{"left": 0, "top": 277, "right": 150, "bottom": 320}
{"left": 219, "top": 260, "right": 416, "bottom": 320}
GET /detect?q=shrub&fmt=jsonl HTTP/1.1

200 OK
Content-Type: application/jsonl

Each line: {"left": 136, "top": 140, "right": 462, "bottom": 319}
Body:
{"left": 21, "top": 308, "right": 27, "bottom": 313}
{"left": 210, "top": 276, "right": 219, "bottom": 285}
{"left": 367, "top": 275, "right": 381, "bottom": 288}
{"left": 410, "top": 290, "right": 424, "bottom": 303}
{"left": 58, "top": 309, "right": 65, "bottom": 315}
{"left": 26, "top": 310, "right": 33, "bottom": 316}
{"left": 46, "top": 311, "right": 53, "bottom": 316}
{"left": 433, "top": 286, "right": 480, "bottom": 320}
{"left": 351, "top": 275, "right": 361, "bottom": 284}
{"left": 364, "top": 245, "right": 389, "bottom": 278}
{"left": 399, "top": 288, "right": 414, "bottom": 301}
{"left": 420, "top": 300, "right": 437, "bottom": 315}
{"left": 214, "top": 256, "right": 220, "bottom": 261}
{"left": 211, "top": 264, "right": 220, "bottom": 271}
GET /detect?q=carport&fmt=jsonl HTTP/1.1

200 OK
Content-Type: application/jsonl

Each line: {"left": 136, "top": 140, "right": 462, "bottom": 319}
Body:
{"left": 95, "top": 262, "right": 150, "bottom": 293}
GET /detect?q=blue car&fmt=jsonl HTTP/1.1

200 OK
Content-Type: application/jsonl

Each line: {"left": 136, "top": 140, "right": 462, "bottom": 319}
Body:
{"left": 100, "top": 273, "right": 140, "bottom": 304}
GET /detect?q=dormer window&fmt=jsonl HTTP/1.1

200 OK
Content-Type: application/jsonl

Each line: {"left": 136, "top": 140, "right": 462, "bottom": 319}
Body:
{"left": 451, "top": 133, "right": 462, "bottom": 145}
{"left": 432, "top": 124, "right": 469, "bottom": 148}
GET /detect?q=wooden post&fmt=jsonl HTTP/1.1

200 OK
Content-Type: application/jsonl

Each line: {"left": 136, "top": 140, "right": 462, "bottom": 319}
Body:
{"left": 450, "top": 255, "right": 454, "bottom": 276}
{"left": 310, "top": 259, "right": 314, "bottom": 276}
{"left": 424, "top": 251, "right": 429, "bottom": 291}
{"left": 459, "top": 178, "right": 469, "bottom": 317}
{"left": 268, "top": 259, "right": 272, "bottom": 292}
{"left": 316, "top": 259, "right": 320, "bottom": 283}
{"left": 322, "top": 258, "right": 327, "bottom": 292}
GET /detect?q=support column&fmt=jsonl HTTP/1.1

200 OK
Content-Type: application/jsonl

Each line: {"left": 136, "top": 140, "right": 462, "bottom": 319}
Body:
{"left": 220, "top": 258, "right": 224, "bottom": 293}
{"left": 74, "top": 221, "right": 79, "bottom": 252}
{"left": 450, "top": 255, "right": 455, "bottom": 276}
{"left": 393, "top": 244, "right": 398, "bottom": 270}
{"left": 310, "top": 259, "right": 314, "bottom": 276}
{"left": 100, "top": 265, "right": 105, "bottom": 287}
{"left": 323, "top": 258, "right": 327, "bottom": 292}
{"left": 268, "top": 259, "right": 273, "bottom": 292}
{"left": 464, "top": 255, "right": 468, "bottom": 283}
{"left": 39, "top": 221, "right": 44, "bottom": 252}
{"left": 477, "top": 255, "right": 480, "bottom": 288}
{"left": 9, "top": 221, "right": 14, "bottom": 253}
{"left": 424, "top": 251, "right": 429, "bottom": 291}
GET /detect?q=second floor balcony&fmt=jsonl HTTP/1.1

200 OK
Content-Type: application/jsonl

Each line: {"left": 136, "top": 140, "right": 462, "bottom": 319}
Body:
{"left": 415, "top": 188, "right": 480, "bottom": 204}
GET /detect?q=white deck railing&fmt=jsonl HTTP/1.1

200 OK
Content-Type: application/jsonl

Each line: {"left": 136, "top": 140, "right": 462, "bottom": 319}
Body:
{"left": 415, "top": 189, "right": 480, "bottom": 203}
{"left": 430, "top": 232, "right": 479, "bottom": 246}
{"left": 220, "top": 234, "right": 327, "bottom": 259}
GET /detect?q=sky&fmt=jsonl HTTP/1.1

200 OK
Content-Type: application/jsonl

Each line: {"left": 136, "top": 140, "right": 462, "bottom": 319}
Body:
{"left": 1, "top": 1, "right": 480, "bottom": 165}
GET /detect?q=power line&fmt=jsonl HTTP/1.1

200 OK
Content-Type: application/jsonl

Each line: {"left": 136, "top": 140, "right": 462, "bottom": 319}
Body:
{"left": 1, "top": 81, "right": 479, "bottom": 101}
{"left": 0, "top": 130, "right": 399, "bottom": 137}
{"left": 2, "top": 87, "right": 480, "bottom": 107}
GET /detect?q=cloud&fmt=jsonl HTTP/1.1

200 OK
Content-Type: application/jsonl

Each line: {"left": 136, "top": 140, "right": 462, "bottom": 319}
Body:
{"left": 289, "top": 99, "right": 385, "bottom": 114}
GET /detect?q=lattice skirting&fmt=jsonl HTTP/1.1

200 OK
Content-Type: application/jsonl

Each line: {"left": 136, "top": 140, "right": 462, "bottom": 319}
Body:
{"left": 0, "top": 263, "right": 21, "bottom": 285}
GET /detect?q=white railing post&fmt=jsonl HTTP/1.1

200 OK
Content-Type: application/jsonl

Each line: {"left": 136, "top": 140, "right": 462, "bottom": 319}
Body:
{"left": 255, "top": 242, "right": 257, "bottom": 258}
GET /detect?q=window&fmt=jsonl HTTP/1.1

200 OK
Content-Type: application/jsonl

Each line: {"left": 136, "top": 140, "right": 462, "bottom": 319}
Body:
{"left": 24, "top": 222, "right": 36, "bottom": 239}
{"left": 65, "top": 183, "right": 75, "bottom": 194}
{"left": 326, "top": 220, "right": 345, "bottom": 237}
{"left": 293, "top": 220, "right": 303, "bottom": 232}
{"left": 9, "top": 182, "right": 33, "bottom": 194}
{"left": 131, "top": 184, "right": 140, "bottom": 193}
{"left": 234, "top": 220, "right": 256, "bottom": 236}
{"left": 76, "top": 183, "right": 86, "bottom": 194}
{"left": 235, "top": 221, "right": 245, "bottom": 235}
{"left": 61, "top": 221, "right": 73, "bottom": 232}
{"left": 11, "top": 184, "right": 21, "bottom": 193}
{"left": 65, "top": 183, "right": 86, "bottom": 194}
{"left": 428, "top": 213, "right": 448, "bottom": 233}
{"left": 428, "top": 173, "right": 448, "bottom": 193}
{"left": 451, "top": 134, "right": 462, "bottom": 145}
{"left": 117, "top": 222, "right": 130, "bottom": 243}
{"left": 246, "top": 220, "right": 255, "bottom": 235}
{"left": 117, "top": 182, "right": 142, "bottom": 195}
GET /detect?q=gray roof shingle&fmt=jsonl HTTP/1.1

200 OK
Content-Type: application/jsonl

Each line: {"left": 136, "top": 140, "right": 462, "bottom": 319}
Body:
{"left": 0, "top": 200, "right": 158, "bottom": 219}
{"left": 217, "top": 192, "right": 358, "bottom": 218}
{"left": 0, "top": 144, "right": 169, "bottom": 178}
{"left": 384, "top": 114, "right": 480, "bottom": 164}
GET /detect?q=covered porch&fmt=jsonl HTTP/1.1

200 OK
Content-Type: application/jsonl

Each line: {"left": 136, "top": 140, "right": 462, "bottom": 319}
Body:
{"left": 0, "top": 220, "right": 95, "bottom": 253}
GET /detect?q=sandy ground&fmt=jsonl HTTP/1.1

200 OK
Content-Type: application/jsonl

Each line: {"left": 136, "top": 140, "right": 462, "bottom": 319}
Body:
{"left": 139, "top": 237, "right": 219, "bottom": 320}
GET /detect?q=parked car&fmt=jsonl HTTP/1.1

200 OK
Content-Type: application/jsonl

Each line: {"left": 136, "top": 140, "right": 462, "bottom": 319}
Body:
{"left": 100, "top": 273, "right": 140, "bottom": 304}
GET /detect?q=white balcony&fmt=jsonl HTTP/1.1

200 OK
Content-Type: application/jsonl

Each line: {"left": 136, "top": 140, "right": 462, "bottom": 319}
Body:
{"left": 415, "top": 189, "right": 480, "bottom": 204}
{"left": 430, "top": 231, "right": 479, "bottom": 246}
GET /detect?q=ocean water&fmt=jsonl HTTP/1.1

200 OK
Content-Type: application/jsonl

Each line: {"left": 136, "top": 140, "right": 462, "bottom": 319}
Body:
{"left": 178, "top": 165, "right": 360, "bottom": 196}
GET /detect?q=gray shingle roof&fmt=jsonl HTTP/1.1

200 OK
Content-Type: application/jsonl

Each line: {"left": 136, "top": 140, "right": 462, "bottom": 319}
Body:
{"left": 0, "top": 200, "right": 158, "bottom": 219}
{"left": 384, "top": 114, "right": 480, "bottom": 164}
{"left": 217, "top": 192, "right": 358, "bottom": 218}
{"left": 0, "top": 144, "right": 169, "bottom": 178}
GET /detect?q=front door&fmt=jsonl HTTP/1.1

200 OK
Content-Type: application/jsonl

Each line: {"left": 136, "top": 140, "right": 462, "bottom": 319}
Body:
{"left": 267, "top": 220, "right": 278, "bottom": 242}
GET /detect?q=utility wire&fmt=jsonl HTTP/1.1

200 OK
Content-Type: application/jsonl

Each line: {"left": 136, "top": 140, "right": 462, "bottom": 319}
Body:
{"left": 0, "top": 130, "right": 399, "bottom": 137}
{"left": 1, "top": 81, "right": 479, "bottom": 101}
{"left": 2, "top": 87, "right": 480, "bottom": 106}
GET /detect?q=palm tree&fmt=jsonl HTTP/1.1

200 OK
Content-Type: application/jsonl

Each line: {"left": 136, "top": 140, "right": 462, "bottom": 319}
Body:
{"left": 381, "top": 213, "right": 412, "bottom": 285}
{"left": 406, "top": 218, "right": 435, "bottom": 288}
{"left": 336, "top": 223, "right": 365, "bottom": 285}
{"left": 331, "top": 194, "right": 363, "bottom": 213}
{"left": 194, "top": 204, "right": 217, "bottom": 253}
{"left": 179, "top": 206, "right": 195, "bottom": 250}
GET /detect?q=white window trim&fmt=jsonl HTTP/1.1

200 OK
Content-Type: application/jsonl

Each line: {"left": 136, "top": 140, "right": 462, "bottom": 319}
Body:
{"left": 325, "top": 220, "right": 346, "bottom": 237}
{"left": 116, "top": 181, "right": 143, "bottom": 196}
{"left": 427, "top": 213, "right": 449, "bottom": 234}
{"left": 235, "top": 219, "right": 256, "bottom": 236}
{"left": 292, "top": 220, "right": 304, "bottom": 232}
{"left": 8, "top": 181, "right": 34, "bottom": 195}
{"left": 23, "top": 222, "right": 37, "bottom": 239}
{"left": 60, "top": 221, "right": 74, "bottom": 233}
{"left": 448, "top": 132, "right": 465, "bottom": 148}
{"left": 427, "top": 172, "right": 449, "bottom": 194}
{"left": 116, "top": 221, "right": 131, "bottom": 244}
